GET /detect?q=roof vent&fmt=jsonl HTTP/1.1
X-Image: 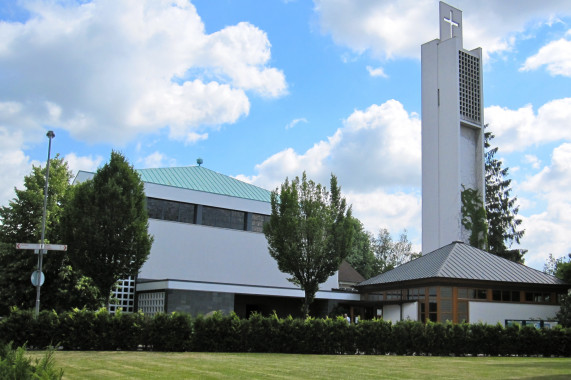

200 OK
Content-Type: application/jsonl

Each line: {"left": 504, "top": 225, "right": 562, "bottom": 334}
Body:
{"left": 196, "top": 158, "right": 203, "bottom": 167}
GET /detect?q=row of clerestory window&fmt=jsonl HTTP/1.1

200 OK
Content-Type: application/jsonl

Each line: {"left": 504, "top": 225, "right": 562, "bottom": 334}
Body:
{"left": 145, "top": 197, "right": 270, "bottom": 233}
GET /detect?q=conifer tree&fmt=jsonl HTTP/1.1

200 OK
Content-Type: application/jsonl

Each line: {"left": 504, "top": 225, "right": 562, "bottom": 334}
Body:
{"left": 485, "top": 127, "right": 525, "bottom": 262}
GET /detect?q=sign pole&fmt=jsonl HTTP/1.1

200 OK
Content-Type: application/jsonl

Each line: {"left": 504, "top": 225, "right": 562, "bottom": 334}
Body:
{"left": 35, "top": 130, "right": 55, "bottom": 318}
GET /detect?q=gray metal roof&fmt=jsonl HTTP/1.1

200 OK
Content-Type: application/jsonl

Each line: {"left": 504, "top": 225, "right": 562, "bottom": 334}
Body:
{"left": 357, "top": 242, "right": 566, "bottom": 287}
{"left": 137, "top": 166, "right": 271, "bottom": 203}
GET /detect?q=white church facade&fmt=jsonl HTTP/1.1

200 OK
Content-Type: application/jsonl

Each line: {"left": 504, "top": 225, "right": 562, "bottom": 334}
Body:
{"left": 75, "top": 166, "right": 361, "bottom": 318}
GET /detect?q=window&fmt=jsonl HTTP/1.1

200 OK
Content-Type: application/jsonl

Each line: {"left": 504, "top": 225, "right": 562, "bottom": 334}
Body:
{"left": 524, "top": 292, "right": 553, "bottom": 304}
{"left": 146, "top": 197, "right": 195, "bottom": 224}
{"left": 457, "top": 301, "right": 468, "bottom": 323}
{"left": 202, "top": 206, "right": 246, "bottom": 231}
{"left": 251, "top": 213, "right": 271, "bottom": 233}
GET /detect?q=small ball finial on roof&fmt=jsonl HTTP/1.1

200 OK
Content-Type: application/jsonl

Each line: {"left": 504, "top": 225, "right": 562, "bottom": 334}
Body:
{"left": 197, "top": 158, "right": 203, "bottom": 166}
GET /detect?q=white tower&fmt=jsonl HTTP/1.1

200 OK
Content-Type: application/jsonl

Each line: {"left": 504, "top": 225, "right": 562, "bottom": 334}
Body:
{"left": 421, "top": 2, "right": 485, "bottom": 253}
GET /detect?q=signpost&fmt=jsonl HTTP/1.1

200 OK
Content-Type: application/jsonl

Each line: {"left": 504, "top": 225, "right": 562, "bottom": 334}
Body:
{"left": 16, "top": 243, "right": 67, "bottom": 252}
{"left": 14, "top": 130, "right": 63, "bottom": 318}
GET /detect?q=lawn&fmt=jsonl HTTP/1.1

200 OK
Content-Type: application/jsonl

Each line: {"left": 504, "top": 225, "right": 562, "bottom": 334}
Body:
{"left": 28, "top": 351, "right": 571, "bottom": 379}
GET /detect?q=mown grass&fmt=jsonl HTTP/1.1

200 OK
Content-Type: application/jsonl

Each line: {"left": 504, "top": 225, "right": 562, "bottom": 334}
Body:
{"left": 27, "top": 351, "right": 571, "bottom": 379}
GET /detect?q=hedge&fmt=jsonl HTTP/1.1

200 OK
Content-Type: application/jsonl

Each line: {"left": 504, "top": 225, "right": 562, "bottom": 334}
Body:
{"left": 0, "top": 308, "right": 569, "bottom": 356}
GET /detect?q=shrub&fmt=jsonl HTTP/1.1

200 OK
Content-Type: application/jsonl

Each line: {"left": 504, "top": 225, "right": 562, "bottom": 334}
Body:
{"left": 143, "top": 312, "right": 192, "bottom": 351}
{"left": 0, "top": 342, "right": 63, "bottom": 379}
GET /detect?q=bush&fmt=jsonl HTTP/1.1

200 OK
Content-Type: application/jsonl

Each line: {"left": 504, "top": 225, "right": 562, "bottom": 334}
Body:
{"left": 1, "top": 309, "right": 570, "bottom": 356}
{"left": 143, "top": 312, "right": 192, "bottom": 351}
{"left": 0, "top": 342, "right": 63, "bottom": 379}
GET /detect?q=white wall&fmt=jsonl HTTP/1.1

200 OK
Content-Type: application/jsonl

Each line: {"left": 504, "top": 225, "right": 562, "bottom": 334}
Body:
{"left": 469, "top": 301, "right": 560, "bottom": 325}
{"left": 403, "top": 302, "right": 418, "bottom": 321}
{"left": 383, "top": 305, "right": 401, "bottom": 323}
{"left": 139, "top": 183, "right": 339, "bottom": 292}
{"left": 382, "top": 302, "right": 418, "bottom": 323}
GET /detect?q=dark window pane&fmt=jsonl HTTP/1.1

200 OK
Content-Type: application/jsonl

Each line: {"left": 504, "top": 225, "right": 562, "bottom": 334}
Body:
{"left": 251, "top": 213, "right": 271, "bottom": 233}
{"left": 202, "top": 206, "right": 245, "bottom": 231}
{"left": 441, "top": 299, "right": 452, "bottom": 313}
{"left": 493, "top": 290, "right": 501, "bottom": 301}
{"left": 164, "top": 200, "right": 180, "bottom": 221}
{"left": 179, "top": 203, "right": 195, "bottom": 223}
{"left": 525, "top": 292, "right": 533, "bottom": 302}
{"left": 147, "top": 198, "right": 164, "bottom": 219}
{"left": 502, "top": 290, "right": 511, "bottom": 301}
{"left": 512, "top": 291, "right": 520, "bottom": 302}
{"left": 440, "top": 287, "right": 452, "bottom": 298}
{"left": 429, "top": 302, "right": 437, "bottom": 313}
{"left": 477, "top": 290, "right": 487, "bottom": 299}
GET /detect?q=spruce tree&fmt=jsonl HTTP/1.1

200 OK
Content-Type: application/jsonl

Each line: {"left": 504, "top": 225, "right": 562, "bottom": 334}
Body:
{"left": 485, "top": 126, "right": 525, "bottom": 262}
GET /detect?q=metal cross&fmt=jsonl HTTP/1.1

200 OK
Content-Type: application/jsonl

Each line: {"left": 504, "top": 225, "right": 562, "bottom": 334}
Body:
{"left": 443, "top": 10, "right": 459, "bottom": 38}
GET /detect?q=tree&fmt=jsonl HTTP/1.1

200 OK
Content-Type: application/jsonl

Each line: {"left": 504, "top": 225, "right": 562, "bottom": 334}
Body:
{"left": 63, "top": 151, "right": 153, "bottom": 304}
{"left": 371, "top": 228, "right": 420, "bottom": 274}
{"left": 485, "top": 126, "right": 525, "bottom": 262}
{"left": 546, "top": 254, "right": 571, "bottom": 327}
{"left": 263, "top": 173, "right": 353, "bottom": 316}
{"left": 344, "top": 218, "right": 376, "bottom": 279}
{"left": 461, "top": 186, "right": 488, "bottom": 250}
{"left": 0, "top": 156, "right": 100, "bottom": 314}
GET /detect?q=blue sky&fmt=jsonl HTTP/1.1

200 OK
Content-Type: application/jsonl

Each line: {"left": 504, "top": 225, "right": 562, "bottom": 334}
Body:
{"left": 1, "top": 0, "right": 570, "bottom": 270}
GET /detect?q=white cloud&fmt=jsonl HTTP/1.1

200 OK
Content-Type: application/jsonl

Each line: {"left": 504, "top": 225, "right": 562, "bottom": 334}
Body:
{"left": 366, "top": 65, "right": 388, "bottom": 78}
{"left": 0, "top": 0, "right": 286, "bottom": 145}
{"left": 485, "top": 98, "right": 571, "bottom": 153}
{"left": 523, "top": 154, "right": 541, "bottom": 170}
{"left": 520, "top": 32, "right": 571, "bottom": 76}
{"left": 139, "top": 151, "right": 178, "bottom": 169}
{"left": 64, "top": 153, "right": 103, "bottom": 176}
{"left": 237, "top": 99, "right": 421, "bottom": 234}
{"left": 313, "top": 0, "right": 571, "bottom": 61}
{"left": 285, "top": 118, "right": 308, "bottom": 130}
{"left": 518, "top": 143, "right": 571, "bottom": 268}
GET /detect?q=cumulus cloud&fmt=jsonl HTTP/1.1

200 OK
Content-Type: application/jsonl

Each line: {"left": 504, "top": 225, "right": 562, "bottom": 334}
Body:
{"left": 523, "top": 154, "right": 541, "bottom": 170}
{"left": 520, "top": 31, "right": 571, "bottom": 76}
{"left": 313, "top": 0, "right": 571, "bottom": 61}
{"left": 139, "top": 151, "right": 178, "bottom": 169}
{"left": 237, "top": 99, "right": 421, "bottom": 234}
{"left": 0, "top": 0, "right": 286, "bottom": 145}
{"left": 518, "top": 143, "right": 571, "bottom": 268}
{"left": 65, "top": 153, "right": 103, "bottom": 175}
{"left": 485, "top": 98, "right": 571, "bottom": 153}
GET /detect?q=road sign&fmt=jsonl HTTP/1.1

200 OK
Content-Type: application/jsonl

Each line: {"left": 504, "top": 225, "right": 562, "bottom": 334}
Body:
{"left": 16, "top": 243, "right": 67, "bottom": 251}
{"left": 31, "top": 270, "right": 45, "bottom": 287}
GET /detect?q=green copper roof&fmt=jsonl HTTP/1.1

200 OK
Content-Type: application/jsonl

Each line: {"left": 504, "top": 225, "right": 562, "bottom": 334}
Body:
{"left": 136, "top": 166, "right": 271, "bottom": 203}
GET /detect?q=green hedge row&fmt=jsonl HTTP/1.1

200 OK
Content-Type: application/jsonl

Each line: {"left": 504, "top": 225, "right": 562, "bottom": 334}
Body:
{"left": 1, "top": 308, "right": 569, "bottom": 356}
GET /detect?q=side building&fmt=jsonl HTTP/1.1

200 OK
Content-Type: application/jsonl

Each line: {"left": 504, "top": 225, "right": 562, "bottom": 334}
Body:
{"left": 74, "top": 165, "right": 360, "bottom": 317}
{"left": 356, "top": 242, "right": 567, "bottom": 326}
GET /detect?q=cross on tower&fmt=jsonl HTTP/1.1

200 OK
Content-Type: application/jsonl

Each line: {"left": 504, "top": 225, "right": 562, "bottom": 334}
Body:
{"left": 443, "top": 10, "right": 459, "bottom": 38}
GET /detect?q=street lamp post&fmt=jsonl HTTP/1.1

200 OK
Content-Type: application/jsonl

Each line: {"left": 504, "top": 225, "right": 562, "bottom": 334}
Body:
{"left": 35, "top": 130, "right": 55, "bottom": 317}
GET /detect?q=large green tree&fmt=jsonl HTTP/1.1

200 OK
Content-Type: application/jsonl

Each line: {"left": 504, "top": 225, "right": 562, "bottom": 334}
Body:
{"left": 63, "top": 151, "right": 153, "bottom": 304}
{"left": 485, "top": 127, "right": 525, "bottom": 262}
{"left": 0, "top": 156, "right": 100, "bottom": 315}
{"left": 263, "top": 173, "right": 353, "bottom": 316}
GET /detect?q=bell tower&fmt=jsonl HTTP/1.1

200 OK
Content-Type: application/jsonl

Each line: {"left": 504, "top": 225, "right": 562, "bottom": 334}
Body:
{"left": 421, "top": 2, "right": 485, "bottom": 253}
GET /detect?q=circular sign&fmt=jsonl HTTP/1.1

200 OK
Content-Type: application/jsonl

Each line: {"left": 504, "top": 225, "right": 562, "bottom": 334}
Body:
{"left": 31, "top": 270, "right": 45, "bottom": 287}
